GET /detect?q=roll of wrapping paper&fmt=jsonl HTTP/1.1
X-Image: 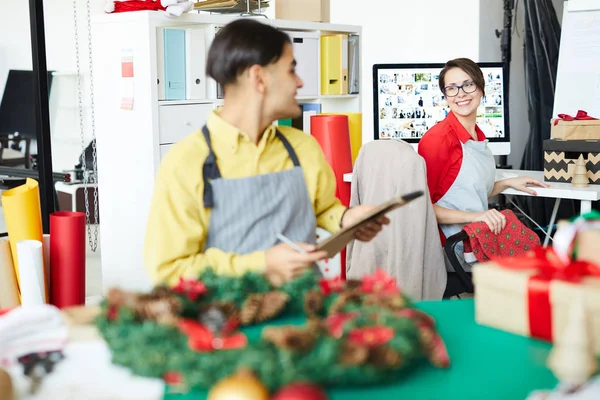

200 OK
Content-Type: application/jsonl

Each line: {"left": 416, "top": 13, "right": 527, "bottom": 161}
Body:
{"left": 0, "top": 238, "right": 19, "bottom": 308}
{"left": 50, "top": 212, "right": 86, "bottom": 308}
{"left": 310, "top": 114, "right": 352, "bottom": 207}
{"left": 1, "top": 178, "right": 45, "bottom": 294}
{"left": 321, "top": 112, "right": 362, "bottom": 164}
{"left": 16, "top": 240, "right": 46, "bottom": 306}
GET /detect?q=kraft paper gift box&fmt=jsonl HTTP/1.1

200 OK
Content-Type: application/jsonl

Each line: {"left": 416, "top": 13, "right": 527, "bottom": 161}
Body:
{"left": 556, "top": 211, "right": 600, "bottom": 266}
{"left": 551, "top": 118, "right": 600, "bottom": 140}
{"left": 275, "top": 0, "right": 330, "bottom": 22}
{"left": 543, "top": 139, "right": 600, "bottom": 184}
{"left": 473, "top": 249, "right": 600, "bottom": 354}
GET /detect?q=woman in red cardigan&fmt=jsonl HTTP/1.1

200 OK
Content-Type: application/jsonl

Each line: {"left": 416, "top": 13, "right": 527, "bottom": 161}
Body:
{"left": 418, "top": 58, "right": 548, "bottom": 271}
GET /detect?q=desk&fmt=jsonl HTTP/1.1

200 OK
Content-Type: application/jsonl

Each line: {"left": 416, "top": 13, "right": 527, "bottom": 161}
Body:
{"left": 164, "top": 300, "right": 559, "bottom": 400}
{"left": 343, "top": 169, "right": 600, "bottom": 246}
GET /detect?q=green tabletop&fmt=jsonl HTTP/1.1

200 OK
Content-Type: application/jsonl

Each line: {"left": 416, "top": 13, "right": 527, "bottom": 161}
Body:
{"left": 164, "top": 299, "right": 558, "bottom": 400}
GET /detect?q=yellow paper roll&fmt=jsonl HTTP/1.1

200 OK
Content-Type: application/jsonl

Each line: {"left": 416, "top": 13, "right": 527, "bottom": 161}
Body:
{"left": 321, "top": 112, "right": 362, "bottom": 164}
{"left": 1, "top": 178, "right": 44, "bottom": 291}
{"left": 0, "top": 238, "right": 20, "bottom": 307}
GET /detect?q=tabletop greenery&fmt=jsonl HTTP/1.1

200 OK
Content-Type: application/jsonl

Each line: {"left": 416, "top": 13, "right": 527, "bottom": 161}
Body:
{"left": 95, "top": 268, "right": 450, "bottom": 392}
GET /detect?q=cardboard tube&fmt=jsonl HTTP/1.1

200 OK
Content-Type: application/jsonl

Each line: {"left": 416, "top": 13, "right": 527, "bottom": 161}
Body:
{"left": 310, "top": 114, "right": 353, "bottom": 207}
{"left": 0, "top": 238, "right": 19, "bottom": 308}
{"left": 1, "top": 178, "right": 44, "bottom": 290}
{"left": 16, "top": 240, "right": 46, "bottom": 306}
{"left": 50, "top": 212, "right": 86, "bottom": 308}
{"left": 322, "top": 112, "right": 362, "bottom": 164}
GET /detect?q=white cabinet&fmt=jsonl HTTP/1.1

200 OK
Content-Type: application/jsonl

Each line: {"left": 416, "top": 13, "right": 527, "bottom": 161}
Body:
{"left": 158, "top": 103, "right": 213, "bottom": 144}
{"left": 92, "top": 11, "right": 361, "bottom": 292}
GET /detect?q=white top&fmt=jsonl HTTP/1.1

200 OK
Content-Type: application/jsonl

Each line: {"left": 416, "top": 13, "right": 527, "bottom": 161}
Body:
{"left": 343, "top": 169, "right": 600, "bottom": 202}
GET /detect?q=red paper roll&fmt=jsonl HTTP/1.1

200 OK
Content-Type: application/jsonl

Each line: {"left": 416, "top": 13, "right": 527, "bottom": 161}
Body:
{"left": 310, "top": 115, "right": 353, "bottom": 280}
{"left": 50, "top": 211, "right": 86, "bottom": 308}
{"left": 310, "top": 114, "right": 352, "bottom": 207}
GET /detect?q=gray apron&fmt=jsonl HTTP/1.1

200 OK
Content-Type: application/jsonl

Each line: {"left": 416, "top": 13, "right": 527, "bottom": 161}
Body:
{"left": 435, "top": 139, "right": 496, "bottom": 270}
{"left": 201, "top": 125, "right": 317, "bottom": 255}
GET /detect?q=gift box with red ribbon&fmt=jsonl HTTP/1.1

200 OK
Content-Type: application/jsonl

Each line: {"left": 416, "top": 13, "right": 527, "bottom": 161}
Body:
{"left": 473, "top": 247, "right": 600, "bottom": 353}
{"left": 551, "top": 110, "right": 600, "bottom": 140}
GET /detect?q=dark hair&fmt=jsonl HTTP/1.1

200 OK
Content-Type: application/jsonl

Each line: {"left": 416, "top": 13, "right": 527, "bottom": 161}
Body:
{"left": 438, "top": 58, "right": 485, "bottom": 97}
{"left": 206, "top": 19, "right": 291, "bottom": 87}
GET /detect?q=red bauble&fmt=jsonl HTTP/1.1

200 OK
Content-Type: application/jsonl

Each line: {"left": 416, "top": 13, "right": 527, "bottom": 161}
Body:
{"left": 271, "top": 382, "right": 328, "bottom": 400}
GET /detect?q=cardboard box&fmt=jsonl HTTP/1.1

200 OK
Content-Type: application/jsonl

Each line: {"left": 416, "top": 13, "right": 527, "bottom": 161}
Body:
{"left": 473, "top": 254, "right": 600, "bottom": 354}
{"left": 551, "top": 119, "right": 600, "bottom": 140}
{"left": 543, "top": 139, "right": 600, "bottom": 184}
{"left": 275, "top": 0, "right": 330, "bottom": 22}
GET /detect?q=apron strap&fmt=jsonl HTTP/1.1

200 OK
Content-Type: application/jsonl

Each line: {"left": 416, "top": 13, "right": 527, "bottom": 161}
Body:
{"left": 275, "top": 129, "right": 301, "bottom": 168}
{"left": 201, "top": 125, "right": 221, "bottom": 208}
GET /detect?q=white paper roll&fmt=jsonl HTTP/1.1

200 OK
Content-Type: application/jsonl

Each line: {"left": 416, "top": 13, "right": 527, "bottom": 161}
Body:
{"left": 43, "top": 233, "right": 51, "bottom": 290}
{"left": 16, "top": 240, "right": 46, "bottom": 306}
{"left": 0, "top": 238, "right": 19, "bottom": 308}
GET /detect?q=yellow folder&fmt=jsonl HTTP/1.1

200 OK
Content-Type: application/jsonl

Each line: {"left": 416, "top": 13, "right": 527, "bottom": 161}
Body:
{"left": 321, "top": 34, "right": 349, "bottom": 95}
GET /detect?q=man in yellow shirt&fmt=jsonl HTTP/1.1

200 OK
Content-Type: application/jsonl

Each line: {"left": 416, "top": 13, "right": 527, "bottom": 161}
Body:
{"left": 144, "top": 19, "right": 388, "bottom": 286}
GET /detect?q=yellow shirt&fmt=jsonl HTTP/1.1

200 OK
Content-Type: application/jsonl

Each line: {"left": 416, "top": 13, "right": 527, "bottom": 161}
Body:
{"left": 144, "top": 110, "right": 347, "bottom": 286}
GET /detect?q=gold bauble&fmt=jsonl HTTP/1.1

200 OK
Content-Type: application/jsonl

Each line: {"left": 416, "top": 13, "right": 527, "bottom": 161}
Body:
{"left": 0, "top": 368, "right": 14, "bottom": 400}
{"left": 208, "top": 371, "right": 269, "bottom": 400}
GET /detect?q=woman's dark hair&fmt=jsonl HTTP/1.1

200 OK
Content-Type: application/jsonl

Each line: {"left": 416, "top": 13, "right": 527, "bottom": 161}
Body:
{"left": 438, "top": 58, "right": 485, "bottom": 97}
{"left": 206, "top": 19, "right": 291, "bottom": 86}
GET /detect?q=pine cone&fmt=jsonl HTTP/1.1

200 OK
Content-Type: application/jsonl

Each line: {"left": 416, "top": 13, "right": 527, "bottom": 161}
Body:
{"left": 239, "top": 294, "right": 263, "bottom": 325}
{"left": 303, "top": 289, "right": 324, "bottom": 317}
{"left": 363, "top": 293, "right": 405, "bottom": 311}
{"left": 329, "top": 290, "right": 363, "bottom": 315}
{"left": 345, "top": 279, "right": 362, "bottom": 290}
{"left": 368, "top": 346, "right": 403, "bottom": 368}
{"left": 134, "top": 293, "right": 182, "bottom": 325}
{"left": 339, "top": 341, "right": 369, "bottom": 366}
{"left": 256, "top": 291, "right": 290, "bottom": 323}
{"left": 262, "top": 325, "right": 316, "bottom": 352}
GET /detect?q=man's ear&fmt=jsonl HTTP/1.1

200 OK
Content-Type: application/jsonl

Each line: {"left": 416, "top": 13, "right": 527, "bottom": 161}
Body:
{"left": 247, "top": 64, "right": 268, "bottom": 95}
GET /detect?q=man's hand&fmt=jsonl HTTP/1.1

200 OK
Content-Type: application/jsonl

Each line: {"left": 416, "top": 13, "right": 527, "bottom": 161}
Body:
{"left": 264, "top": 242, "right": 327, "bottom": 286}
{"left": 341, "top": 205, "right": 390, "bottom": 242}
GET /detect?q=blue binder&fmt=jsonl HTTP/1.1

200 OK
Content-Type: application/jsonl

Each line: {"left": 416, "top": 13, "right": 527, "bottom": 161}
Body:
{"left": 164, "top": 29, "right": 186, "bottom": 100}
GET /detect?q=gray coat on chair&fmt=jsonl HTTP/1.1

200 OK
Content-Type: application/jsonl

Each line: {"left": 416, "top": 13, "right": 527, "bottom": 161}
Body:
{"left": 346, "top": 139, "right": 447, "bottom": 300}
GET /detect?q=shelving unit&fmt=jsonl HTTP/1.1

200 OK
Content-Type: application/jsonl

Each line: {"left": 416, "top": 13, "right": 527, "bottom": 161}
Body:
{"left": 90, "top": 11, "right": 362, "bottom": 292}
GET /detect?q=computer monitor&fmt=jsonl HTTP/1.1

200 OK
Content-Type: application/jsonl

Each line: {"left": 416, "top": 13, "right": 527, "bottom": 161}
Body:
{"left": 372, "top": 63, "right": 511, "bottom": 156}
{"left": 0, "top": 69, "right": 54, "bottom": 138}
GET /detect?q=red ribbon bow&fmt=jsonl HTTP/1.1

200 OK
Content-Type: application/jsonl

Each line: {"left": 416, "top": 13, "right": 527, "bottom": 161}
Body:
{"left": 496, "top": 247, "right": 600, "bottom": 341}
{"left": 553, "top": 110, "right": 598, "bottom": 125}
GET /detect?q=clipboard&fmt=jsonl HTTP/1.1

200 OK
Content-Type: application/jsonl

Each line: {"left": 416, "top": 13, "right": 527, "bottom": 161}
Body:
{"left": 315, "top": 190, "right": 424, "bottom": 258}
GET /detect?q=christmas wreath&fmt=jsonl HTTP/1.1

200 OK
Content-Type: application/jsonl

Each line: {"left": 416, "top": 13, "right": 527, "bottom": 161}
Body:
{"left": 95, "top": 268, "right": 450, "bottom": 394}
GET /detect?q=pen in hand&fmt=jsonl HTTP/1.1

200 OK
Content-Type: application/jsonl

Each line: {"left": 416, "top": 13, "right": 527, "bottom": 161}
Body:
{"left": 276, "top": 233, "right": 308, "bottom": 254}
{"left": 275, "top": 233, "right": 324, "bottom": 277}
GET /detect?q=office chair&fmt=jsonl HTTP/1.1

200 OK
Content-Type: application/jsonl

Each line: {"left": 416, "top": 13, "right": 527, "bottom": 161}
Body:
{"left": 442, "top": 230, "right": 474, "bottom": 299}
{"left": 0, "top": 137, "right": 32, "bottom": 168}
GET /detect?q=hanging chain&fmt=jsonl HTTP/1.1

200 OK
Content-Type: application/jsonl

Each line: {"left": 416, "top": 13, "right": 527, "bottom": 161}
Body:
{"left": 73, "top": 0, "right": 99, "bottom": 252}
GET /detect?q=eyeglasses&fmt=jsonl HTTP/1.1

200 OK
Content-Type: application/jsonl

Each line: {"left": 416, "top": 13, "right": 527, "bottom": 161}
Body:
{"left": 443, "top": 81, "right": 477, "bottom": 97}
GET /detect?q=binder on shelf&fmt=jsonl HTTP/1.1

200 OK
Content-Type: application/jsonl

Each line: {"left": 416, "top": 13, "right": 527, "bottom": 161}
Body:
{"left": 185, "top": 27, "right": 207, "bottom": 100}
{"left": 320, "top": 34, "right": 348, "bottom": 95}
{"left": 286, "top": 31, "right": 319, "bottom": 98}
{"left": 348, "top": 34, "right": 359, "bottom": 94}
{"left": 292, "top": 103, "right": 321, "bottom": 133}
{"left": 164, "top": 28, "right": 186, "bottom": 100}
{"left": 157, "top": 28, "right": 165, "bottom": 100}
{"left": 277, "top": 118, "right": 292, "bottom": 127}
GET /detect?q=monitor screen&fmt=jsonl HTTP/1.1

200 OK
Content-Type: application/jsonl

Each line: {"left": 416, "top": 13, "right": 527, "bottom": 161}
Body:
{"left": 373, "top": 63, "right": 509, "bottom": 148}
{"left": 0, "top": 69, "right": 54, "bottom": 138}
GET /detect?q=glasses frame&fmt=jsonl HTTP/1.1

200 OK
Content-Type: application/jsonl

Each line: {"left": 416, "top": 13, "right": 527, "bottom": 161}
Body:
{"left": 443, "top": 81, "right": 478, "bottom": 97}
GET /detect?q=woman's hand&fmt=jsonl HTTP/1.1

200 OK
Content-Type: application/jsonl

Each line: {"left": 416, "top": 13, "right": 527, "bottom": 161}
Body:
{"left": 470, "top": 209, "right": 507, "bottom": 235}
{"left": 505, "top": 176, "right": 550, "bottom": 195}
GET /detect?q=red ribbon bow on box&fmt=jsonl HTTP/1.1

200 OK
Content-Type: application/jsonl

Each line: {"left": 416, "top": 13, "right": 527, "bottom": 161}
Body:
{"left": 496, "top": 248, "right": 600, "bottom": 341}
{"left": 553, "top": 110, "right": 599, "bottom": 125}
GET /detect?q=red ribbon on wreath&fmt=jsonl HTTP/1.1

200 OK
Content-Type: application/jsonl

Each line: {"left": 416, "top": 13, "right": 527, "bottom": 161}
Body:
{"left": 495, "top": 247, "right": 600, "bottom": 341}
{"left": 553, "top": 110, "right": 598, "bottom": 125}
